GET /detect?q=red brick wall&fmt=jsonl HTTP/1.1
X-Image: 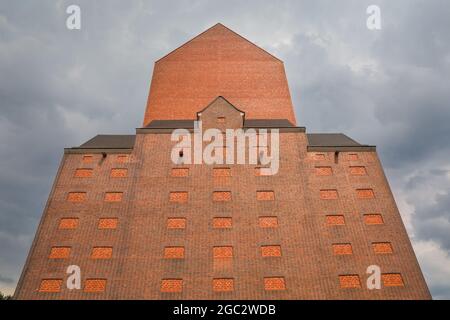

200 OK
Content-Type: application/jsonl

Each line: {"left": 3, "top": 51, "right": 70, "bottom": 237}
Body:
{"left": 15, "top": 115, "right": 430, "bottom": 300}
{"left": 143, "top": 24, "right": 296, "bottom": 125}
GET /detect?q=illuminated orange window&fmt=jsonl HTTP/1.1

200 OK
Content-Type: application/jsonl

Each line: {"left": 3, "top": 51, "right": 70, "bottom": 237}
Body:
{"left": 264, "top": 277, "right": 286, "bottom": 291}
{"left": 171, "top": 168, "right": 189, "bottom": 177}
{"left": 167, "top": 218, "right": 186, "bottom": 229}
{"left": 49, "top": 247, "right": 71, "bottom": 259}
{"left": 349, "top": 166, "right": 367, "bottom": 175}
{"left": 259, "top": 216, "right": 278, "bottom": 228}
{"left": 104, "top": 192, "right": 123, "bottom": 202}
{"left": 213, "top": 217, "right": 232, "bottom": 229}
{"left": 357, "top": 189, "right": 375, "bottom": 199}
{"left": 67, "top": 192, "right": 86, "bottom": 202}
{"left": 84, "top": 279, "right": 107, "bottom": 293}
{"left": 98, "top": 218, "right": 118, "bottom": 229}
{"left": 59, "top": 218, "right": 79, "bottom": 229}
{"left": 373, "top": 242, "right": 393, "bottom": 254}
{"left": 82, "top": 155, "right": 93, "bottom": 163}
{"left": 213, "top": 246, "right": 233, "bottom": 259}
{"left": 257, "top": 191, "right": 275, "bottom": 201}
{"left": 261, "top": 245, "right": 282, "bottom": 257}
{"left": 315, "top": 167, "right": 332, "bottom": 176}
{"left": 164, "top": 247, "right": 185, "bottom": 259}
{"left": 39, "top": 279, "right": 62, "bottom": 293}
{"left": 326, "top": 215, "right": 345, "bottom": 226}
{"left": 320, "top": 189, "right": 338, "bottom": 200}
{"left": 161, "top": 279, "right": 183, "bottom": 293}
{"left": 339, "top": 275, "right": 361, "bottom": 288}
{"left": 213, "top": 191, "right": 232, "bottom": 202}
{"left": 111, "top": 168, "right": 128, "bottom": 178}
{"left": 74, "top": 168, "right": 93, "bottom": 178}
{"left": 91, "top": 247, "right": 113, "bottom": 259}
{"left": 364, "top": 214, "right": 384, "bottom": 225}
{"left": 169, "top": 192, "right": 188, "bottom": 203}
{"left": 213, "top": 278, "right": 234, "bottom": 292}
{"left": 332, "top": 243, "right": 353, "bottom": 255}
{"left": 117, "top": 155, "right": 129, "bottom": 163}
{"left": 382, "top": 273, "right": 404, "bottom": 287}
{"left": 213, "top": 168, "right": 231, "bottom": 177}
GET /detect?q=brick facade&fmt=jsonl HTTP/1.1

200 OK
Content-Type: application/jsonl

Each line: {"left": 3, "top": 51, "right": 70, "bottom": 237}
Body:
{"left": 14, "top": 24, "right": 430, "bottom": 300}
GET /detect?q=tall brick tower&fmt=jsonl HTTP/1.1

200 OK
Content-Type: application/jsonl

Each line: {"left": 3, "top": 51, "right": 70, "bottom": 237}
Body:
{"left": 15, "top": 24, "right": 430, "bottom": 299}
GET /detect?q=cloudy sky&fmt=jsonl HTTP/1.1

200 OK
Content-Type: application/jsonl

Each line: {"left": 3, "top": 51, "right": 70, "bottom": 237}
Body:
{"left": 1, "top": 0, "right": 449, "bottom": 298}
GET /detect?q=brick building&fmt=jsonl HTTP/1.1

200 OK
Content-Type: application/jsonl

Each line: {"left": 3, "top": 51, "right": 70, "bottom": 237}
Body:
{"left": 15, "top": 23, "right": 430, "bottom": 299}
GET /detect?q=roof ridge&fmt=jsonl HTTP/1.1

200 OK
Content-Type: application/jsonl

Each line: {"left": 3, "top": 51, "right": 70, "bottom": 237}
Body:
{"left": 155, "top": 23, "right": 282, "bottom": 63}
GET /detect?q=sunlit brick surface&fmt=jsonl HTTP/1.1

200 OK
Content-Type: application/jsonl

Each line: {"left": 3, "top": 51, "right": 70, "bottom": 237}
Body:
{"left": 49, "top": 247, "right": 71, "bottom": 259}
{"left": 382, "top": 274, "right": 404, "bottom": 287}
{"left": 39, "top": 279, "right": 62, "bottom": 293}
{"left": 84, "top": 279, "right": 107, "bottom": 293}
{"left": 213, "top": 278, "right": 234, "bottom": 292}
{"left": 98, "top": 218, "right": 118, "bottom": 229}
{"left": 59, "top": 218, "right": 79, "bottom": 229}
{"left": 347, "top": 153, "right": 358, "bottom": 161}
{"left": 339, "top": 275, "right": 361, "bottom": 288}
{"left": 264, "top": 277, "right": 286, "bottom": 291}
{"left": 161, "top": 279, "right": 183, "bottom": 293}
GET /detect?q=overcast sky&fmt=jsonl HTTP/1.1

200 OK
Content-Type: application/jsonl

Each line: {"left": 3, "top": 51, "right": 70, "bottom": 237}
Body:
{"left": 1, "top": 0, "right": 449, "bottom": 299}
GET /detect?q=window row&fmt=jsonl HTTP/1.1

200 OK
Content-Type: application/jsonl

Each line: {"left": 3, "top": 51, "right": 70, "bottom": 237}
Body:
{"left": 38, "top": 273, "right": 405, "bottom": 294}
{"left": 313, "top": 153, "right": 359, "bottom": 161}
{"left": 81, "top": 154, "right": 129, "bottom": 163}
{"left": 74, "top": 168, "right": 128, "bottom": 178}
{"left": 57, "top": 213, "right": 385, "bottom": 231}
{"left": 47, "top": 241, "right": 394, "bottom": 261}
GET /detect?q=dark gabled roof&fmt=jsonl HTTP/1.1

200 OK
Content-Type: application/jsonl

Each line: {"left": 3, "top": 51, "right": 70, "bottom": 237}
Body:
{"left": 155, "top": 23, "right": 283, "bottom": 64}
{"left": 146, "top": 120, "right": 195, "bottom": 129}
{"left": 144, "top": 118, "right": 298, "bottom": 129}
{"left": 244, "top": 119, "right": 295, "bottom": 128}
{"left": 307, "top": 133, "right": 362, "bottom": 147}
{"left": 77, "top": 135, "right": 136, "bottom": 149}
